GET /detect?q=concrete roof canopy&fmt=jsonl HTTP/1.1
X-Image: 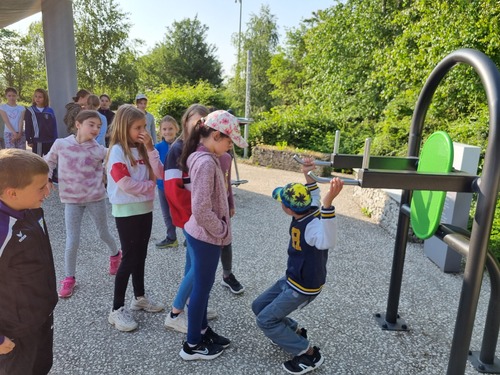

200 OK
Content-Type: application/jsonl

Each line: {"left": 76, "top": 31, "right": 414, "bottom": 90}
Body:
{"left": 0, "top": 0, "right": 41, "bottom": 28}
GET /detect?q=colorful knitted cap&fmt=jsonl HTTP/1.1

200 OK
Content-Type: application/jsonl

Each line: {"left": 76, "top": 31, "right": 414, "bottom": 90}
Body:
{"left": 272, "top": 182, "right": 312, "bottom": 213}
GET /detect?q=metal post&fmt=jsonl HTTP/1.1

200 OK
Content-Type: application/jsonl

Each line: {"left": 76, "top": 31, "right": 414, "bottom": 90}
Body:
{"left": 243, "top": 50, "right": 252, "bottom": 158}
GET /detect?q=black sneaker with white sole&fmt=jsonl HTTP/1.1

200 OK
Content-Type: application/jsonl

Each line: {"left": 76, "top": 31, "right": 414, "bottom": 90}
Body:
{"left": 221, "top": 273, "right": 245, "bottom": 294}
{"left": 202, "top": 326, "right": 231, "bottom": 348}
{"left": 282, "top": 346, "right": 324, "bottom": 374}
{"left": 179, "top": 341, "right": 224, "bottom": 361}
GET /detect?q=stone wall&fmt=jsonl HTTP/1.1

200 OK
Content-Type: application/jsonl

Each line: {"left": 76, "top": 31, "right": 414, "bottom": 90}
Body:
{"left": 250, "top": 145, "right": 332, "bottom": 176}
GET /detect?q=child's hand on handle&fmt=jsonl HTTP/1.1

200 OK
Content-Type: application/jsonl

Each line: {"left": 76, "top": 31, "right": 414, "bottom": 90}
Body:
{"left": 0, "top": 337, "right": 15, "bottom": 355}
{"left": 137, "top": 131, "right": 154, "bottom": 151}
{"left": 301, "top": 157, "right": 316, "bottom": 184}
{"left": 323, "top": 177, "right": 344, "bottom": 208}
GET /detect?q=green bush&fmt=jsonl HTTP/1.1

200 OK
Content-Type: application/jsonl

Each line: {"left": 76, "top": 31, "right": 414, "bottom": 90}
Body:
{"left": 145, "top": 81, "right": 228, "bottom": 124}
{"left": 248, "top": 105, "right": 375, "bottom": 155}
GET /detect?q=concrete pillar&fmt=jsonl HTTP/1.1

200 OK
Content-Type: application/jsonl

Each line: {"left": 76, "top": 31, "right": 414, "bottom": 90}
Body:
{"left": 41, "top": 0, "right": 77, "bottom": 138}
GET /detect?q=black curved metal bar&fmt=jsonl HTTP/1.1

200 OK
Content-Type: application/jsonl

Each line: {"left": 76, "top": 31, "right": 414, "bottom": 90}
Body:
{"left": 403, "top": 48, "right": 500, "bottom": 374}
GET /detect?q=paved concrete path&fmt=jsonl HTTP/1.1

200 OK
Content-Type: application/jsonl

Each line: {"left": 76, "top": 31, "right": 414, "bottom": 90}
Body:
{"left": 46, "top": 162, "right": 496, "bottom": 374}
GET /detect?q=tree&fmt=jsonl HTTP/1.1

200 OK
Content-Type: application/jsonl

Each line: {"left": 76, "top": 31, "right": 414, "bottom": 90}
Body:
{"left": 73, "top": 0, "right": 138, "bottom": 95}
{"left": 268, "top": 25, "right": 308, "bottom": 106}
{"left": 139, "top": 17, "right": 222, "bottom": 88}
{"left": 0, "top": 25, "right": 46, "bottom": 101}
{"left": 227, "top": 5, "right": 279, "bottom": 114}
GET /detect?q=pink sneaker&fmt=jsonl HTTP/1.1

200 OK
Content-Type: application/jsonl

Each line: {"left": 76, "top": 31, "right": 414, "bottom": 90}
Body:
{"left": 109, "top": 250, "right": 122, "bottom": 275}
{"left": 58, "top": 277, "right": 76, "bottom": 298}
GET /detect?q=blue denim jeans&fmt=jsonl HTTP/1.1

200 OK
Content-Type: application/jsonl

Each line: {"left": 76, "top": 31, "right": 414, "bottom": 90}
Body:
{"left": 172, "top": 229, "right": 194, "bottom": 310}
{"left": 252, "top": 277, "right": 316, "bottom": 356}
{"left": 157, "top": 188, "right": 177, "bottom": 241}
{"left": 184, "top": 232, "right": 221, "bottom": 345}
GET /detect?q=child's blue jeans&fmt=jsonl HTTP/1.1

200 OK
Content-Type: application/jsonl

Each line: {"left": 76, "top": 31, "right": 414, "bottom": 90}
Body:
{"left": 184, "top": 232, "right": 221, "bottom": 345}
{"left": 252, "top": 277, "right": 316, "bottom": 356}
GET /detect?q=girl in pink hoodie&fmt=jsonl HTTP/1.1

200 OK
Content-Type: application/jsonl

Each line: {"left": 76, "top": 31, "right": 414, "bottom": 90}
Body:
{"left": 177, "top": 110, "right": 248, "bottom": 361}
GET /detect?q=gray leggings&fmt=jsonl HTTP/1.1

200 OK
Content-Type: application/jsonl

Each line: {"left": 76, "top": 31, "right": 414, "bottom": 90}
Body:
{"left": 64, "top": 200, "right": 119, "bottom": 277}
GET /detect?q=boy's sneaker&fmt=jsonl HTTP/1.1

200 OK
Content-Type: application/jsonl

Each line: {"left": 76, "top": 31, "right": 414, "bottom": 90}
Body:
{"left": 221, "top": 273, "right": 245, "bottom": 294}
{"left": 58, "top": 277, "right": 76, "bottom": 298}
{"left": 164, "top": 311, "right": 188, "bottom": 333}
{"left": 283, "top": 346, "right": 324, "bottom": 374}
{"left": 179, "top": 341, "right": 224, "bottom": 361}
{"left": 130, "top": 295, "right": 165, "bottom": 312}
{"left": 202, "top": 326, "right": 230, "bottom": 348}
{"left": 156, "top": 238, "right": 178, "bottom": 248}
{"left": 109, "top": 250, "right": 122, "bottom": 275}
{"left": 108, "top": 306, "right": 138, "bottom": 332}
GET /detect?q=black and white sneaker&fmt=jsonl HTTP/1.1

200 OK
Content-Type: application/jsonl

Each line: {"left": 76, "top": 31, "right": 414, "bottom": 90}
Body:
{"left": 283, "top": 346, "right": 324, "bottom": 374}
{"left": 179, "top": 341, "right": 224, "bottom": 361}
{"left": 221, "top": 273, "right": 245, "bottom": 294}
{"left": 202, "top": 326, "right": 231, "bottom": 348}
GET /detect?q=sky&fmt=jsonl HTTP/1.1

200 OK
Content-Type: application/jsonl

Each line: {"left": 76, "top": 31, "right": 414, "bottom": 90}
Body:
{"left": 9, "top": 0, "right": 334, "bottom": 77}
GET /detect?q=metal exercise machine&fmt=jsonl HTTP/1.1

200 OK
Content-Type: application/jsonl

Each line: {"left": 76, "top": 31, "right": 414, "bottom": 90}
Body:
{"left": 294, "top": 48, "right": 500, "bottom": 374}
{"left": 231, "top": 116, "right": 252, "bottom": 187}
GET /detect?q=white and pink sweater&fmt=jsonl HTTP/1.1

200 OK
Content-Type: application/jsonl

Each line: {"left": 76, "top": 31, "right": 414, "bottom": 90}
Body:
{"left": 106, "top": 144, "right": 163, "bottom": 217}
{"left": 44, "top": 135, "right": 107, "bottom": 204}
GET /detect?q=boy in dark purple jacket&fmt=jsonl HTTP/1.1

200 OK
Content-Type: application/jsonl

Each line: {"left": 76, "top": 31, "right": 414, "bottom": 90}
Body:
{"left": 0, "top": 149, "right": 57, "bottom": 375}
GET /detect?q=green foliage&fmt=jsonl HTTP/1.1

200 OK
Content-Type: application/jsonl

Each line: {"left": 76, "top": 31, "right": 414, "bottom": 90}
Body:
{"left": 73, "top": 0, "right": 138, "bottom": 95}
{"left": 0, "top": 25, "right": 46, "bottom": 101}
{"left": 146, "top": 81, "right": 228, "bottom": 124}
{"left": 248, "top": 105, "right": 374, "bottom": 155}
{"left": 226, "top": 5, "right": 279, "bottom": 115}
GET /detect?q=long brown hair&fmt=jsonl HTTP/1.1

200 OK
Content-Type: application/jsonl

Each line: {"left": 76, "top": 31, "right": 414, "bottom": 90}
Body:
{"left": 179, "top": 104, "right": 209, "bottom": 141}
{"left": 32, "top": 88, "right": 49, "bottom": 107}
{"left": 105, "top": 104, "right": 154, "bottom": 181}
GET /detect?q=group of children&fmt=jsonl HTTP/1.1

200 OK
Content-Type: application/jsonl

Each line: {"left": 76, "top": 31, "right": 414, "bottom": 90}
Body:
{"left": 0, "top": 92, "right": 345, "bottom": 374}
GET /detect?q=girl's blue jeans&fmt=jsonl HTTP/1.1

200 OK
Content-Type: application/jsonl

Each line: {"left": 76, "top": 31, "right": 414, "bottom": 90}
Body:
{"left": 183, "top": 231, "right": 221, "bottom": 345}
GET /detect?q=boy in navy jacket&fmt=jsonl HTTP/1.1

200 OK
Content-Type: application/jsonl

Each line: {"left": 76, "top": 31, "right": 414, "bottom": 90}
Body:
{"left": 252, "top": 158, "right": 343, "bottom": 374}
{"left": 0, "top": 149, "right": 57, "bottom": 375}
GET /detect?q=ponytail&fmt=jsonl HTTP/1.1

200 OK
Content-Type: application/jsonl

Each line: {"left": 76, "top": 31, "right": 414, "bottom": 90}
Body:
{"left": 179, "top": 119, "right": 216, "bottom": 172}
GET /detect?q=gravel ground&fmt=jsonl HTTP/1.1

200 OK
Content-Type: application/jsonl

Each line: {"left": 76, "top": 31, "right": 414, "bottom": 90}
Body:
{"left": 45, "top": 162, "right": 496, "bottom": 375}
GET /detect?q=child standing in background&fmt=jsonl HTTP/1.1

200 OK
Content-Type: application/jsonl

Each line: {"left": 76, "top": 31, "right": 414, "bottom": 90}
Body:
{"left": 0, "top": 149, "right": 57, "bottom": 375}
{"left": 178, "top": 110, "right": 248, "bottom": 360}
{"left": 0, "top": 87, "right": 26, "bottom": 150}
{"left": 98, "top": 94, "right": 115, "bottom": 147}
{"left": 86, "top": 94, "right": 108, "bottom": 146}
{"left": 155, "top": 115, "right": 179, "bottom": 248}
{"left": 24, "top": 88, "right": 58, "bottom": 156}
{"left": 106, "top": 104, "right": 164, "bottom": 332}
{"left": 64, "top": 89, "right": 90, "bottom": 135}
{"left": 44, "top": 110, "right": 121, "bottom": 298}
{"left": 135, "top": 94, "right": 156, "bottom": 142}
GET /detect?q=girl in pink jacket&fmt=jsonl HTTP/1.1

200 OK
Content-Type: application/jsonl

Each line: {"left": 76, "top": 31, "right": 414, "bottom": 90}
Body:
{"left": 178, "top": 110, "right": 248, "bottom": 361}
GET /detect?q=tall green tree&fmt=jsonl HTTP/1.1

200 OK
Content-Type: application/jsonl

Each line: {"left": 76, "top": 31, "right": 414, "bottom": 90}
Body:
{"left": 0, "top": 24, "right": 46, "bottom": 101}
{"left": 227, "top": 5, "right": 279, "bottom": 115}
{"left": 139, "top": 17, "right": 222, "bottom": 88}
{"left": 73, "top": 0, "right": 138, "bottom": 95}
